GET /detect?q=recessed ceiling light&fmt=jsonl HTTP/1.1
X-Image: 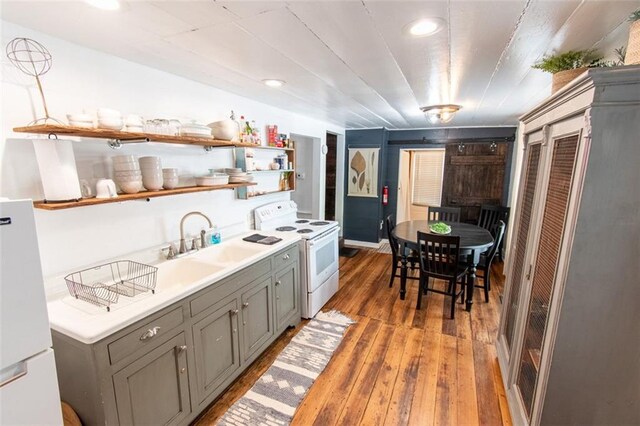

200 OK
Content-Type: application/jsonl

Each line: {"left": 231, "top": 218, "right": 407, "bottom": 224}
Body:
{"left": 85, "top": 0, "right": 120, "bottom": 10}
{"left": 262, "top": 79, "right": 285, "bottom": 87}
{"left": 405, "top": 18, "right": 444, "bottom": 37}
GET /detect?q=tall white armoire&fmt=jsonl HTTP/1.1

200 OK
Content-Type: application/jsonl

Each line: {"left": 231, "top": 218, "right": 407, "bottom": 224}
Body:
{"left": 497, "top": 66, "right": 640, "bottom": 425}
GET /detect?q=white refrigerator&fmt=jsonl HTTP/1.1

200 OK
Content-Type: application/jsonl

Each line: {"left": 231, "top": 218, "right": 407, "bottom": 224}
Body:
{"left": 0, "top": 200, "right": 62, "bottom": 425}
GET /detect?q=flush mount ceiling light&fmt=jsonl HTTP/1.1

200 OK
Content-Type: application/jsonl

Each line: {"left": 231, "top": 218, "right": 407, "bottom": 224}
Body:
{"left": 85, "top": 0, "right": 120, "bottom": 10}
{"left": 420, "top": 104, "right": 462, "bottom": 124}
{"left": 262, "top": 79, "right": 285, "bottom": 88}
{"left": 405, "top": 18, "right": 444, "bottom": 37}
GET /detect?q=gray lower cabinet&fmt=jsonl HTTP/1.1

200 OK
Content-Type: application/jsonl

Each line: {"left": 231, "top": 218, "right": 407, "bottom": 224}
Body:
{"left": 191, "top": 298, "right": 240, "bottom": 404}
{"left": 240, "top": 276, "right": 274, "bottom": 362}
{"left": 113, "top": 333, "right": 190, "bottom": 425}
{"left": 275, "top": 263, "right": 298, "bottom": 331}
{"left": 52, "top": 244, "right": 301, "bottom": 426}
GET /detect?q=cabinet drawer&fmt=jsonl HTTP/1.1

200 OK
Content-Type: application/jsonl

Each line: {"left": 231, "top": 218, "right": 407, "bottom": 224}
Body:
{"left": 190, "top": 258, "right": 270, "bottom": 317}
{"left": 108, "top": 307, "right": 184, "bottom": 365}
{"left": 272, "top": 244, "right": 298, "bottom": 271}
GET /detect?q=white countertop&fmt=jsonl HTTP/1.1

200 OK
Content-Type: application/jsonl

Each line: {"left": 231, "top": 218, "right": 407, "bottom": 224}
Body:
{"left": 46, "top": 231, "right": 301, "bottom": 344}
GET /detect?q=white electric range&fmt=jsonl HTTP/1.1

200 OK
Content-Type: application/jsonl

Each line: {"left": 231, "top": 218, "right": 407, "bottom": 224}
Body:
{"left": 254, "top": 201, "right": 340, "bottom": 318}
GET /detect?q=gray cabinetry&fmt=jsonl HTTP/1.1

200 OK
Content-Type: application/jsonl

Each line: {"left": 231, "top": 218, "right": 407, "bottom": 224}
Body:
{"left": 52, "top": 243, "right": 301, "bottom": 426}
{"left": 275, "top": 263, "right": 298, "bottom": 331}
{"left": 191, "top": 298, "right": 240, "bottom": 404}
{"left": 113, "top": 333, "right": 190, "bottom": 425}
{"left": 240, "top": 276, "right": 274, "bottom": 361}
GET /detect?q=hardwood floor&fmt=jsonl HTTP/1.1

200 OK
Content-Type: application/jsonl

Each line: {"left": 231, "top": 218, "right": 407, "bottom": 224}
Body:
{"left": 194, "top": 250, "right": 512, "bottom": 425}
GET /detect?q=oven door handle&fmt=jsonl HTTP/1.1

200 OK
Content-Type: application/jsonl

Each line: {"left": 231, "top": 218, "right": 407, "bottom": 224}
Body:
{"left": 308, "top": 227, "right": 339, "bottom": 246}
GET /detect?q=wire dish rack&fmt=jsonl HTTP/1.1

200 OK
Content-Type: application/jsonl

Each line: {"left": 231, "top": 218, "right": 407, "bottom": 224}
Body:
{"left": 65, "top": 260, "right": 158, "bottom": 311}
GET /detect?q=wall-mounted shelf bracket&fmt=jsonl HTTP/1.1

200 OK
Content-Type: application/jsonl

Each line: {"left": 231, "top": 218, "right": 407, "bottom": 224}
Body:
{"left": 107, "top": 139, "right": 123, "bottom": 150}
{"left": 203, "top": 145, "right": 215, "bottom": 153}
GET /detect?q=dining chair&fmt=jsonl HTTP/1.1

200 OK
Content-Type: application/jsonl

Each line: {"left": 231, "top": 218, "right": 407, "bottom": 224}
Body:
{"left": 386, "top": 215, "right": 418, "bottom": 288}
{"left": 477, "top": 205, "right": 509, "bottom": 261}
{"left": 427, "top": 206, "right": 461, "bottom": 223}
{"left": 475, "top": 220, "right": 506, "bottom": 302}
{"left": 416, "top": 231, "right": 468, "bottom": 319}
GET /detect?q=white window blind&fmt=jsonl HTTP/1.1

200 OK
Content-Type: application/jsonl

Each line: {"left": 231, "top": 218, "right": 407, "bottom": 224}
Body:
{"left": 411, "top": 149, "right": 445, "bottom": 207}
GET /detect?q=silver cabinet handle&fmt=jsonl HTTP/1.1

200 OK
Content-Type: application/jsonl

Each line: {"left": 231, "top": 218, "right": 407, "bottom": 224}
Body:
{"left": 230, "top": 309, "right": 239, "bottom": 316}
{"left": 178, "top": 345, "right": 187, "bottom": 353}
{"left": 283, "top": 254, "right": 290, "bottom": 260}
{"left": 275, "top": 280, "right": 281, "bottom": 286}
{"left": 140, "top": 326, "right": 161, "bottom": 341}
{"left": 242, "top": 302, "right": 249, "bottom": 308}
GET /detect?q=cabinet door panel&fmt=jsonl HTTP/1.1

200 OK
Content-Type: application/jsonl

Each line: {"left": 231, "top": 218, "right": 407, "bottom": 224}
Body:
{"left": 516, "top": 135, "right": 579, "bottom": 418}
{"left": 192, "top": 299, "right": 240, "bottom": 403}
{"left": 504, "top": 143, "right": 542, "bottom": 352}
{"left": 275, "top": 264, "right": 298, "bottom": 330}
{"left": 241, "top": 277, "right": 274, "bottom": 361}
{"left": 113, "top": 333, "right": 190, "bottom": 426}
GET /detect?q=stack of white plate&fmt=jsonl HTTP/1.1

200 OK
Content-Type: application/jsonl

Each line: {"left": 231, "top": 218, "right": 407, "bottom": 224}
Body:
{"left": 112, "top": 155, "right": 143, "bottom": 194}
{"left": 139, "top": 156, "right": 163, "bottom": 191}
{"left": 67, "top": 113, "right": 94, "bottom": 128}
{"left": 227, "top": 171, "right": 254, "bottom": 184}
{"left": 162, "top": 168, "right": 179, "bottom": 189}
{"left": 180, "top": 122, "right": 212, "bottom": 138}
{"left": 97, "top": 108, "right": 123, "bottom": 131}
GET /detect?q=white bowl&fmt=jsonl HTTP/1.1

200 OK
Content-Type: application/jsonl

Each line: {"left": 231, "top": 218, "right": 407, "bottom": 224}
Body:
{"left": 67, "top": 113, "right": 94, "bottom": 122}
{"left": 113, "top": 155, "right": 136, "bottom": 163}
{"left": 142, "top": 175, "right": 163, "bottom": 191}
{"left": 196, "top": 175, "right": 229, "bottom": 186}
{"left": 139, "top": 156, "right": 161, "bottom": 164}
{"left": 162, "top": 168, "right": 178, "bottom": 176}
{"left": 114, "top": 169, "right": 142, "bottom": 176}
{"left": 69, "top": 120, "right": 94, "bottom": 128}
{"left": 97, "top": 108, "right": 121, "bottom": 118}
{"left": 113, "top": 163, "right": 141, "bottom": 172}
{"left": 208, "top": 119, "right": 238, "bottom": 141}
{"left": 118, "top": 180, "right": 143, "bottom": 194}
{"left": 163, "top": 177, "right": 179, "bottom": 189}
{"left": 98, "top": 120, "right": 123, "bottom": 130}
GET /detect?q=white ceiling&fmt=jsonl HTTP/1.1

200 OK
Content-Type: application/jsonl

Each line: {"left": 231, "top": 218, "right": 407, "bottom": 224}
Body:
{"left": 2, "top": 0, "right": 638, "bottom": 128}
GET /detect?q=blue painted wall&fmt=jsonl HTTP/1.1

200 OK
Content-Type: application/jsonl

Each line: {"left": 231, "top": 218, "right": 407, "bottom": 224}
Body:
{"left": 344, "top": 127, "right": 517, "bottom": 244}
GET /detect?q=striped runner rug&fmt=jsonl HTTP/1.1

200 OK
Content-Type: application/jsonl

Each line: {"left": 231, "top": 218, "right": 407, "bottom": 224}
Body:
{"left": 216, "top": 310, "right": 355, "bottom": 425}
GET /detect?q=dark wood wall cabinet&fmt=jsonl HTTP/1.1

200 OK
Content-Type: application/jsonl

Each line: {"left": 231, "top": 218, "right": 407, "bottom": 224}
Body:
{"left": 442, "top": 142, "right": 508, "bottom": 223}
{"left": 497, "top": 66, "right": 640, "bottom": 426}
{"left": 52, "top": 245, "right": 301, "bottom": 426}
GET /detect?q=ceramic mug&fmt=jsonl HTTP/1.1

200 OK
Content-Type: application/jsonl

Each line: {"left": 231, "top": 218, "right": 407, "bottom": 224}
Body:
{"left": 79, "top": 179, "right": 94, "bottom": 198}
{"left": 95, "top": 179, "right": 118, "bottom": 198}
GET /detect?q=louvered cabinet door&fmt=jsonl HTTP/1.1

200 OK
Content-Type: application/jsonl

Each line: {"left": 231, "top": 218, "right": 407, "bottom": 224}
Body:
{"left": 502, "top": 142, "right": 543, "bottom": 356}
{"left": 514, "top": 134, "right": 580, "bottom": 420}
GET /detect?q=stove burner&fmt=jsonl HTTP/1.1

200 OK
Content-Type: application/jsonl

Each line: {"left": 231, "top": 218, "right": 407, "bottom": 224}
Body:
{"left": 295, "top": 219, "right": 309, "bottom": 223}
{"left": 310, "top": 221, "right": 330, "bottom": 226}
{"left": 297, "top": 229, "right": 313, "bottom": 234}
{"left": 276, "top": 226, "right": 296, "bottom": 232}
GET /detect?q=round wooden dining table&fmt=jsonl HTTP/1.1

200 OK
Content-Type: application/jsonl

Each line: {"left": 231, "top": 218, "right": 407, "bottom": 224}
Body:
{"left": 392, "top": 220, "right": 494, "bottom": 311}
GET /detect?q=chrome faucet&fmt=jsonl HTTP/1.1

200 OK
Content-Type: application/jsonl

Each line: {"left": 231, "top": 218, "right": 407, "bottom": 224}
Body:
{"left": 179, "top": 211, "right": 213, "bottom": 254}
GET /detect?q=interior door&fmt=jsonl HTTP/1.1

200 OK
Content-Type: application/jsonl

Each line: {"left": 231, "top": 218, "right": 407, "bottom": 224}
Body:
{"left": 324, "top": 133, "right": 337, "bottom": 221}
{"left": 442, "top": 142, "right": 508, "bottom": 222}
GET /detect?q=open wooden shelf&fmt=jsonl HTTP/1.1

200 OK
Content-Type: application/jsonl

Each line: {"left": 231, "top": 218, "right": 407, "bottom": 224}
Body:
{"left": 13, "top": 124, "right": 257, "bottom": 148}
{"left": 246, "top": 189, "right": 294, "bottom": 198}
{"left": 33, "top": 183, "right": 257, "bottom": 210}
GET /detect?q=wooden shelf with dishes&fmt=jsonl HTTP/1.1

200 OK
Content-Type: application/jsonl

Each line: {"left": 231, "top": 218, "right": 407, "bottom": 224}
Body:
{"left": 12, "top": 124, "right": 258, "bottom": 148}
{"left": 32, "top": 183, "right": 257, "bottom": 210}
{"left": 233, "top": 147, "right": 295, "bottom": 199}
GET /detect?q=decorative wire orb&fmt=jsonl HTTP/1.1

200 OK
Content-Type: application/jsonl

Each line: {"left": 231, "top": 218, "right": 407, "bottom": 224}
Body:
{"left": 6, "top": 37, "right": 52, "bottom": 77}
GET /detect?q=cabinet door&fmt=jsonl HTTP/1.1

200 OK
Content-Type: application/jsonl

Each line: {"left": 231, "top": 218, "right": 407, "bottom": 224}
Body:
{"left": 503, "top": 142, "right": 543, "bottom": 354}
{"left": 275, "top": 263, "right": 299, "bottom": 330}
{"left": 191, "top": 299, "right": 241, "bottom": 403}
{"left": 515, "top": 134, "right": 580, "bottom": 419}
{"left": 241, "top": 276, "right": 274, "bottom": 361}
{"left": 113, "top": 333, "right": 190, "bottom": 426}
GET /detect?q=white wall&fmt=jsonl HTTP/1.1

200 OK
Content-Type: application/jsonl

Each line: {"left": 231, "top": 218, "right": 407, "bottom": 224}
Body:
{"left": 0, "top": 21, "right": 344, "bottom": 279}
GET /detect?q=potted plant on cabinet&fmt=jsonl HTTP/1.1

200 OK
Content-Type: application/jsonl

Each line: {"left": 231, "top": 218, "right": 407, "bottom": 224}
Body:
{"left": 625, "top": 9, "right": 640, "bottom": 65}
{"left": 532, "top": 49, "right": 602, "bottom": 93}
